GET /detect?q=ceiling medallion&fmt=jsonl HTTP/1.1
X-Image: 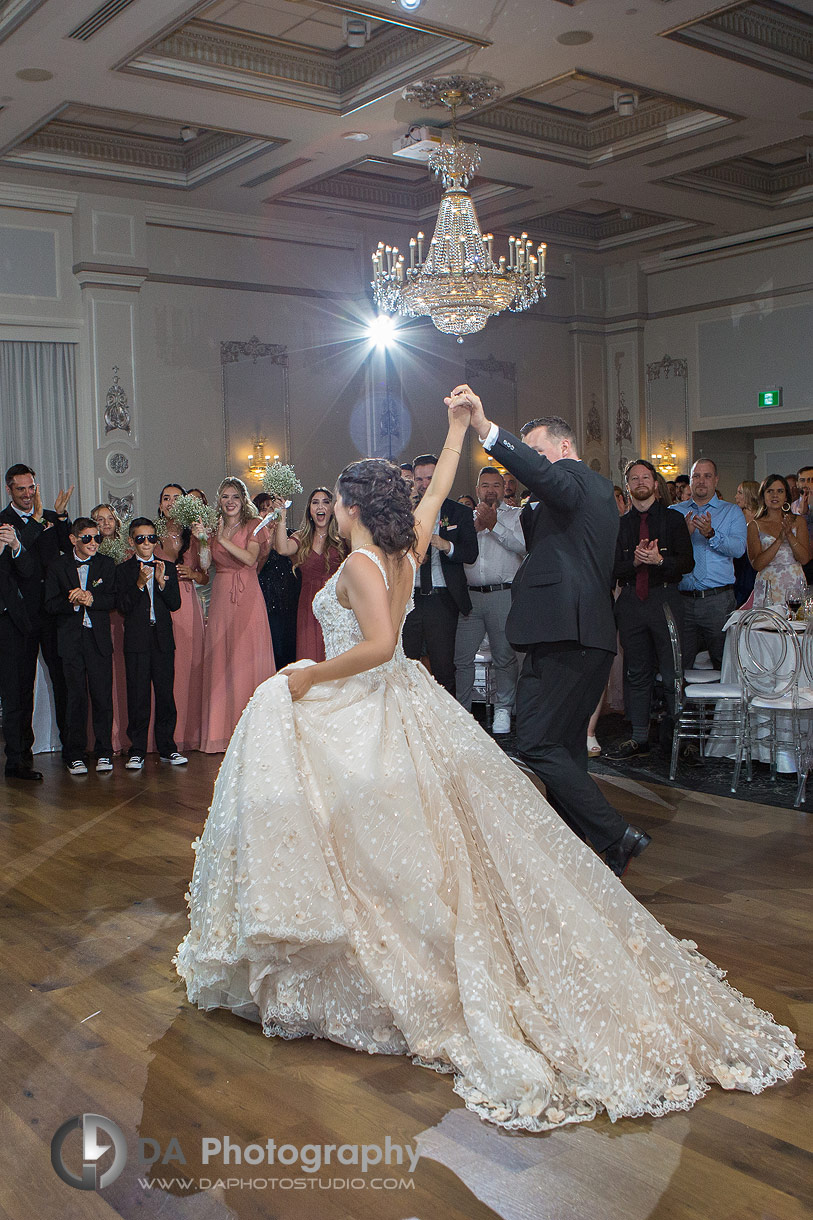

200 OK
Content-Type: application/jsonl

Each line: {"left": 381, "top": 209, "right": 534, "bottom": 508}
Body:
{"left": 371, "top": 75, "right": 546, "bottom": 342}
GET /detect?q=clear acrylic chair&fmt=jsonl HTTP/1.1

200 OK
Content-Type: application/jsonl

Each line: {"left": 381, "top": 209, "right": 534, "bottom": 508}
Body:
{"left": 736, "top": 608, "right": 813, "bottom": 808}
{"left": 664, "top": 603, "right": 749, "bottom": 791}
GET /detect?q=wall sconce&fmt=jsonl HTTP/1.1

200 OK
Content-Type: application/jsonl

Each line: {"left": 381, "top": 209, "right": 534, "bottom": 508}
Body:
{"left": 247, "top": 440, "right": 280, "bottom": 480}
{"left": 651, "top": 439, "right": 679, "bottom": 478}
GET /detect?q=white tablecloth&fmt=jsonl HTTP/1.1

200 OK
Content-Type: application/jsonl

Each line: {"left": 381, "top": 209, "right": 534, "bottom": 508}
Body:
{"left": 706, "top": 623, "right": 806, "bottom": 773}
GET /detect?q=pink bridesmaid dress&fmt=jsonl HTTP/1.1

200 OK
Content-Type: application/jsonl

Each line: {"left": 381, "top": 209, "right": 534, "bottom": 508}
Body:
{"left": 156, "top": 533, "right": 206, "bottom": 753}
{"left": 201, "top": 523, "right": 275, "bottom": 753}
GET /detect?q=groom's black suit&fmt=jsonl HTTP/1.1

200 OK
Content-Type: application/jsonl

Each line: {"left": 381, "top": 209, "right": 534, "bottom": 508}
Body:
{"left": 488, "top": 428, "right": 627, "bottom": 851}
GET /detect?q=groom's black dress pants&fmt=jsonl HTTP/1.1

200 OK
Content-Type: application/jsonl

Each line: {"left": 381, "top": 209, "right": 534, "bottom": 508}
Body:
{"left": 515, "top": 641, "right": 627, "bottom": 853}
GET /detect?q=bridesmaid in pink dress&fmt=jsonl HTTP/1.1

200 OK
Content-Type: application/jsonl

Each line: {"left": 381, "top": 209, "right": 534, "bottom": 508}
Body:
{"left": 155, "top": 483, "right": 209, "bottom": 753}
{"left": 271, "top": 487, "right": 346, "bottom": 662}
{"left": 91, "top": 503, "right": 130, "bottom": 754}
{"left": 201, "top": 477, "right": 275, "bottom": 753}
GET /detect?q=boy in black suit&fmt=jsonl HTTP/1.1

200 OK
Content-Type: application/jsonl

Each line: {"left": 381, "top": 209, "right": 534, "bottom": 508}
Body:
{"left": 115, "top": 518, "right": 186, "bottom": 770}
{"left": 44, "top": 517, "right": 116, "bottom": 775}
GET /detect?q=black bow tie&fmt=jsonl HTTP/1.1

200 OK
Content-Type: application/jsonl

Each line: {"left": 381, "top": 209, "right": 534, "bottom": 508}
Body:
{"left": 76, "top": 560, "right": 90, "bottom": 567}
{"left": 140, "top": 560, "right": 155, "bottom": 567}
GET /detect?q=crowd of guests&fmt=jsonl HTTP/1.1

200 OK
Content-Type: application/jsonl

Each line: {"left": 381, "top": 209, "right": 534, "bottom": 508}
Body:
{"left": 0, "top": 450, "right": 810, "bottom": 782}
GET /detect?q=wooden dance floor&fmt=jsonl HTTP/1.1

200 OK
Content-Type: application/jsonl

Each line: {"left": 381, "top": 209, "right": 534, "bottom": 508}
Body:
{"left": 1, "top": 754, "right": 810, "bottom": 1220}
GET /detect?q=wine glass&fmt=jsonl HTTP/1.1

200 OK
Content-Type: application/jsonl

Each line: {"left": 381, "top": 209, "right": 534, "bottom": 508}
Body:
{"left": 785, "top": 575, "right": 806, "bottom": 622}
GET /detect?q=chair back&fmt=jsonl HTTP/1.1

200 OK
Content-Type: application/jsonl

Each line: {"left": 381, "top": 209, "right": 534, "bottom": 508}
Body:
{"left": 735, "top": 607, "right": 801, "bottom": 699}
{"left": 663, "top": 602, "right": 683, "bottom": 714}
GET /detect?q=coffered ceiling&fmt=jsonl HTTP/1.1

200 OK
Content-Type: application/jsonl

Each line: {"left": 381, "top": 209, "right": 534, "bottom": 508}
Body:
{"left": 0, "top": 0, "right": 812, "bottom": 256}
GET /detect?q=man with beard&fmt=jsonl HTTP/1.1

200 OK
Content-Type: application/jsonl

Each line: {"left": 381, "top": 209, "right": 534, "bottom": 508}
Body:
{"left": 454, "top": 466, "right": 525, "bottom": 733}
{"left": 606, "top": 459, "right": 694, "bottom": 761}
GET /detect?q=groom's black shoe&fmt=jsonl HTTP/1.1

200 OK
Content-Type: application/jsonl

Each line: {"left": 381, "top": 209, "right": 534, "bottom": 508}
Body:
{"left": 604, "top": 826, "right": 651, "bottom": 878}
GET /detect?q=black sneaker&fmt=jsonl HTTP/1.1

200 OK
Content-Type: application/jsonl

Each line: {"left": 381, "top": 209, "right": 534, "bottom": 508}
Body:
{"left": 605, "top": 739, "right": 649, "bottom": 761}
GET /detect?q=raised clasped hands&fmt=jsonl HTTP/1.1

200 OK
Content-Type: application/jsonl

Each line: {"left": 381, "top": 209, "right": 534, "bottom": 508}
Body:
{"left": 280, "top": 664, "right": 314, "bottom": 702}
{"left": 633, "top": 538, "right": 661, "bottom": 566}
{"left": 444, "top": 384, "right": 488, "bottom": 435}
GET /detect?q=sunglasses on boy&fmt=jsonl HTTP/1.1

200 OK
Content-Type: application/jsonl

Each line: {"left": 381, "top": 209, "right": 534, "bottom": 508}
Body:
{"left": 76, "top": 532, "right": 100, "bottom": 543}
{"left": 133, "top": 533, "right": 159, "bottom": 544}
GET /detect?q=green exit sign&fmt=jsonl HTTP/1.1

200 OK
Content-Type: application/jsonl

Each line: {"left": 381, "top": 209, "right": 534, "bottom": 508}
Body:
{"left": 758, "top": 389, "right": 782, "bottom": 408}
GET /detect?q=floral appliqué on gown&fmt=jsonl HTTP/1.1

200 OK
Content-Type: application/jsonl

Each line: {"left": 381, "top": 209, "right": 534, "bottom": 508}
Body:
{"left": 175, "top": 549, "right": 803, "bottom": 1132}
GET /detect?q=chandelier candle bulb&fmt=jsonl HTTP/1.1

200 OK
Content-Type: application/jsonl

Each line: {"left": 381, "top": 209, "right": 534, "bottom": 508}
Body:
{"left": 417, "top": 231, "right": 424, "bottom": 261}
{"left": 409, "top": 237, "right": 416, "bottom": 268}
{"left": 486, "top": 233, "right": 493, "bottom": 260}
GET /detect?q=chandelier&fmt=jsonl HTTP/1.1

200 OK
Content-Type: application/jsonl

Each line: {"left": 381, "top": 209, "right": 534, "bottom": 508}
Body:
{"left": 372, "top": 76, "right": 546, "bottom": 343}
{"left": 651, "top": 439, "right": 679, "bottom": 479}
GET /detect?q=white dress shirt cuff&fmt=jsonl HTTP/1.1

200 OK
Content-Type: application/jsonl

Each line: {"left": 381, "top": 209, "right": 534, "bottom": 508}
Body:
{"left": 446, "top": 541, "right": 454, "bottom": 559}
{"left": 481, "top": 422, "right": 499, "bottom": 450}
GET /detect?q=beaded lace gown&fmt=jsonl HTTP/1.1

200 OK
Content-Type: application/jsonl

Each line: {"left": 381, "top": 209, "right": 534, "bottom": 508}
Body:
{"left": 176, "top": 549, "right": 802, "bottom": 1132}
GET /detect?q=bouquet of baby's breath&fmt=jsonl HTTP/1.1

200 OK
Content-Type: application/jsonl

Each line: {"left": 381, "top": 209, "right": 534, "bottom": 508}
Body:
{"left": 261, "top": 462, "right": 303, "bottom": 517}
{"left": 98, "top": 533, "right": 128, "bottom": 564}
{"left": 169, "top": 493, "right": 220, "bottom": 535}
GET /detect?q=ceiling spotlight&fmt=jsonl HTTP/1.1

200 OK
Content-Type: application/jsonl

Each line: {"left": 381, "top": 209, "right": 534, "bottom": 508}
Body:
{"left": 180, "top": 125, "right": 198, "bottom": 142}
{"left": 367, "top": 315, "right": 398, "bottom": 347}
{"left": 613, "top": 90, "right": 638, "bottom": 118}
{"left": 397, "top": 0, "right": 424, "bottom": 10}
{"left": 343, "top": 131, "right": 370, "bottom": 141}
{"left": 343, "top": 15, "right": 370, "bottom": 47}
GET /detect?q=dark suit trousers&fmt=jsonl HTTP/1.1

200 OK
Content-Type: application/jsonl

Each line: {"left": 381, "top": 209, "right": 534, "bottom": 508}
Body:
{"left": 615, "top": 585, "right": 683, "bottom": 735}
{"left": 125, "top": 633, "right": 177, "bottom": 756}
{"left": 515, "top": 641, "right": 627, "bottom": 853}
{"left": 0, "top": 612, "right": 27, "bottom": 767}
{"left": 62, "top": 629, "right": 113, "bottom": 761}
{"left": 17, "top": 618, "right": 68, "bottom": 760}
{"left": 402, "top": 589, "right": 459, "bottom": 695}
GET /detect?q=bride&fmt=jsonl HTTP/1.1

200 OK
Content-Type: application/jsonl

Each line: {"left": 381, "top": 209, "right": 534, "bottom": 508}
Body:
{"left": 176, "top": 395, "right": 802, "bottom": 1132}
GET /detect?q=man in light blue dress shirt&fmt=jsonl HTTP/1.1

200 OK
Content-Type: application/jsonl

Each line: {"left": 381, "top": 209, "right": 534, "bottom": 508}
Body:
{"left": 670, "top": 458, "right": 747, "bottom": 669}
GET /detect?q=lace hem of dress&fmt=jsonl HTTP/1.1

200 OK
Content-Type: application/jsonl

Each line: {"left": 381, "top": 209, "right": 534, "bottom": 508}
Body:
{"left": 175, "top": 953, "right": 804, "bottom": 1134}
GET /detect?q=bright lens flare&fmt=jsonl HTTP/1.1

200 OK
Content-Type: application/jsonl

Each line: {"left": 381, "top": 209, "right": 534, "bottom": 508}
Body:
{"left": 367, "top": 315, "right": 398, "bottom": 347}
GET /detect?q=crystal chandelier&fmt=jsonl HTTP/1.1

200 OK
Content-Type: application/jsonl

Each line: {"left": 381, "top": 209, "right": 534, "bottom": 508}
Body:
{"left": 372, "top": 76, "right": 546, "bottom": 343}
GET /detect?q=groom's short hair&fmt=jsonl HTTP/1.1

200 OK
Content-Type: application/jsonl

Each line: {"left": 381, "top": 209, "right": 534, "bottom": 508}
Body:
{"left": 412, "top": 453, "right": 438, "bottom": 470}
{"left": 520, "top": 416, "right": 576, "bottom": 446}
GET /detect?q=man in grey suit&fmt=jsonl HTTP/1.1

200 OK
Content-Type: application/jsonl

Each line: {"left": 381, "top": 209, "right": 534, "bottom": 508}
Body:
{"left": 446, "top": 384, "right": 651, "bottom": 877}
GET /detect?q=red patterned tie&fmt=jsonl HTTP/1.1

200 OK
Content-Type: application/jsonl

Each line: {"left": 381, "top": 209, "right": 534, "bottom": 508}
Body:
{"left": 636, "top": 510, "right": 650, "bottom": 602}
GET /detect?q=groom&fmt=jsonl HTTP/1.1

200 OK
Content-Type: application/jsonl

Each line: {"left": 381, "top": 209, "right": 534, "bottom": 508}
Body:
{"left": 446, "top": 384, "right": 651, "bottom": 877}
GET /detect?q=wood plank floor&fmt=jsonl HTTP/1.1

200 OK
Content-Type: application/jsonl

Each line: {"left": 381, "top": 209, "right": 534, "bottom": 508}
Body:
{"left": 0, "top": 753, "right": 810, "bottom": 1220}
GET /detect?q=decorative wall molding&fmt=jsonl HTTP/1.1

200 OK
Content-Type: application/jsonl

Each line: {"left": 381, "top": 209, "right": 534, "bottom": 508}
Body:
{"left": 221, "top": 337, "right": 291, "bottom": 474}
{"left": 0, "top": 182, "right": 78, "bottom": 213}
{"left": 103, "top": 366, "right": 132, "bottom": 434}
{"left": 220, "top": 336, "right": 288, "bottom": 366}
{"left": 645, "top": 352, "right": 689, "bottom": 474}
{"left": 280, "top": 169, "right": 521, "bottom": 223}
{"left": 144, "top": 201, "right": 362, "bottom": 252}
{"left": 663, "top": 147, "right": 813, "bottom": 208}
{"left": 527, "top": 203, "right": 696, "bottom": 250}
{"left": 0, "top": 0, "right": 48, "bottom": 44}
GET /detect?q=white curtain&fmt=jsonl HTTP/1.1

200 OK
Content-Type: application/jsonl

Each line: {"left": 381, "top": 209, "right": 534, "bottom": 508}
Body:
{"left": 0, "top": 341, "right": 79, "bottom": 500}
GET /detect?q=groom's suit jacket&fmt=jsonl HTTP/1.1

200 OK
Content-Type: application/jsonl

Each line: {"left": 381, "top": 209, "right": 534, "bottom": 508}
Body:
{"left": 488, "top": 429, "right": 618, "bottom": 652}
{"left": 426, "top": 496, "right": 478, "bottom": 616}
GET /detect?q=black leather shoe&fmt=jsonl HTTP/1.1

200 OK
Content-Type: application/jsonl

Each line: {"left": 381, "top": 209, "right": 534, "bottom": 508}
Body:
{"left": 679, "top": 744, "right": 702, "bottom": 768}
{"left": 5, "top": 764, "right": 44, "bottom": 782}
{"left": 605, "top": 738, "right": 649, "bottom": 761}
{"left": 605, "top": 826, "right": 651, "bottom": 877}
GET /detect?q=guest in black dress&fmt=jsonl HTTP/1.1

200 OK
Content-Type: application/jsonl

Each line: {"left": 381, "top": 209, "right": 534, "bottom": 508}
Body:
{"left": 253, "top": 493, "right": 300, "bottom": 670}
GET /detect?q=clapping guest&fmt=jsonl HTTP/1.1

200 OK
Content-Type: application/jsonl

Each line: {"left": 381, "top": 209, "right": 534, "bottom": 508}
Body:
{"left": 91, "top": 502, "right": 129, "bottom": 754}
{"left": 44, "top": 518, "right": 116, "bottom": 775}
{"left": 1, "top": 463, "right": 74, "bottom": 761}
{"left": 116, "top": 518, "right": 185, "bottom": 769}
{"left": 674, "top": 474, "right": 692, "bottom": 502}
{"left": 272, "top": 487, "right": 345, "bottom": 663}
{"left": 200, "top": 479, "right": 275, "bottom": 753}
{"left": 791, "top": 465, "right": 813, "bottom": 582}
{"left": 733, "top": 481, "right": 759, "bottom": 607}
{"left": 0, "top": 520, "right": 38, "bottom": 780}
{"left": 502, "top": 472, "right": 520, "bottom": 507}
{"left": 253, "top": 492, "right": 299, "bottom": 670}
{"left": 156, "top": 483, "right": 208, "bottom": 752}
{"left": 748, "top": 475, "right": 810, "bottom": 608}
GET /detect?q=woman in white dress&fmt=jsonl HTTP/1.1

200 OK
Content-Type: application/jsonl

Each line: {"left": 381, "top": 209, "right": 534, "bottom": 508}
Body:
{"left": 176, "top": 397, "right": 802, "bottom": 1133}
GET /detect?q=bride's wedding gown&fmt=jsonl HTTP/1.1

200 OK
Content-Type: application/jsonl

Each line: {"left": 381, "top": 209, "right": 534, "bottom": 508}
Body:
{"left": 176, "top": 549, "right": 802, "bottom": 1132}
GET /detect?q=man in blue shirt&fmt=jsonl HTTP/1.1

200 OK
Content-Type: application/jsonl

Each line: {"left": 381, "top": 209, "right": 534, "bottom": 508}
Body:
{"left": 670, "top": 458, "right": 746, "bottom": 670}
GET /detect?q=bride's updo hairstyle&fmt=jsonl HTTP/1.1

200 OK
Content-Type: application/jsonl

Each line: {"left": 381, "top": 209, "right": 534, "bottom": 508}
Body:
{"left": 337, "top": 459, "right": 417, "bottom": 555}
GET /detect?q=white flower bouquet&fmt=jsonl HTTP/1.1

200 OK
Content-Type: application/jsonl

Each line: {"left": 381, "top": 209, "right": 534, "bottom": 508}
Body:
{"left": 260, "top": 461, "right": 303, "bottom": 520}
{"left": 98, "top": 533, "right": 129, "bottom": 564}
{"left": 168, "top": 493, "right": 220, "bottom": 535}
